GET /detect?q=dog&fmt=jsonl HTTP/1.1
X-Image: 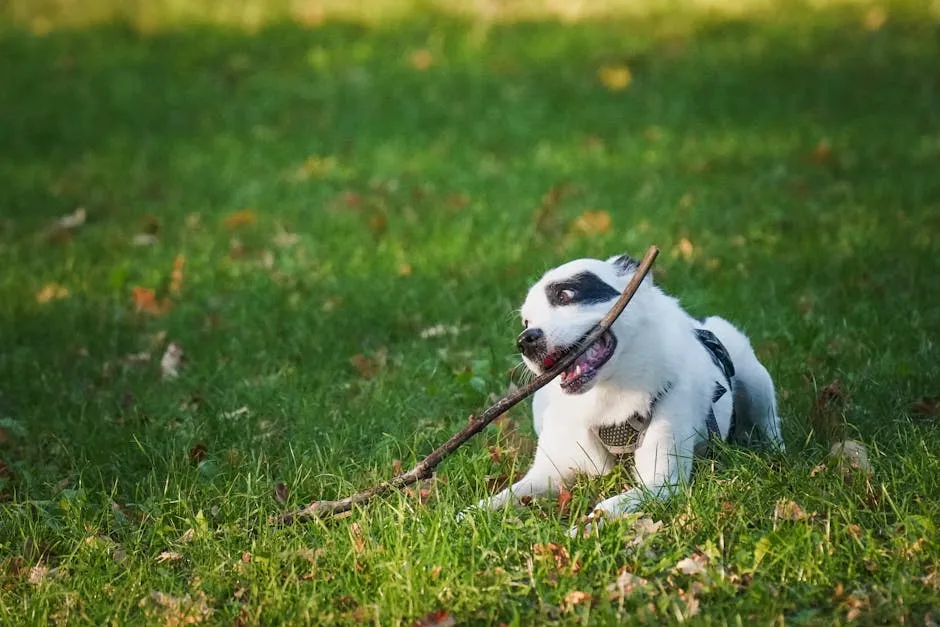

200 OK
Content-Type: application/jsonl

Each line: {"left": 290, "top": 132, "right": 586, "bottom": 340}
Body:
{"left": 464, "top": 252, "right": 784, "bottom": 535}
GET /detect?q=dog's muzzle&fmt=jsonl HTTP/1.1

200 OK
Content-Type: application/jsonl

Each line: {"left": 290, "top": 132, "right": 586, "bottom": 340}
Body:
{"left": 516, "top": 328, "right": 546, "bottom": 361}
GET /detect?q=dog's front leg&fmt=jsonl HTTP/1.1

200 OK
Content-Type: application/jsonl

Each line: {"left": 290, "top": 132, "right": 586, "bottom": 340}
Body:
{"left": 463, "top": 446, "right": 571, "bottom": 517}
{"left": 569, "top": 419, "right": 696, "bottom": 536}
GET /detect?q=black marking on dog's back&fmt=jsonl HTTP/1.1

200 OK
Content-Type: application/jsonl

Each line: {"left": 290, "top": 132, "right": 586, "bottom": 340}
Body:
{"left": 695, "top": 329, "right": 735, "bottom": 382}
{"left": 546, "top": 271, "right": 620, "bottom": 306}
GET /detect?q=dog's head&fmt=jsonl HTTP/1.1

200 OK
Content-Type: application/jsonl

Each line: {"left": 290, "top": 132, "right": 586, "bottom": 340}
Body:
{"left": 517, "top": 253, "right": 648, "bottom": 394}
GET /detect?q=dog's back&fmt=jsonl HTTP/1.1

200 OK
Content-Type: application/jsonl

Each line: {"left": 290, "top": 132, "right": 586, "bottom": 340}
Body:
{"left": 699, "top": 316, "right": 784, "bottom": 448}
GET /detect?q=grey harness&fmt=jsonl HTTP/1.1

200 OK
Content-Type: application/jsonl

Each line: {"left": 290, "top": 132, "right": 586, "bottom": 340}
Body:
{"left": 592, "top": 328, "right": 737, "bottom": 460}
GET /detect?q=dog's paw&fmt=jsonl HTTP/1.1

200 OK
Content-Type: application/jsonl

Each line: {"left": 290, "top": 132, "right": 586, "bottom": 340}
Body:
{"left": 455, "top": 498, "right": 488, "bottom": 523}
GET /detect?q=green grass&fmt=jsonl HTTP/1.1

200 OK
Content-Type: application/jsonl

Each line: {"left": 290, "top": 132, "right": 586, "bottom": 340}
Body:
{"left": 1, "top": 1, "right": 939, "bottom": 624}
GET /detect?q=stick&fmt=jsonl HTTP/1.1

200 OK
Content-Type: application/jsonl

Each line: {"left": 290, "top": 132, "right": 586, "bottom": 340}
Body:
{"left": 273, "top": 246, "right": 660, "bottom": 525}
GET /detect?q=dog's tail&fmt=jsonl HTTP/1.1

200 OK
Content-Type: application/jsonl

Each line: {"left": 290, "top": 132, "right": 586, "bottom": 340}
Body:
{"left": 700, "top": 316, "right": 784, "bottom": 449}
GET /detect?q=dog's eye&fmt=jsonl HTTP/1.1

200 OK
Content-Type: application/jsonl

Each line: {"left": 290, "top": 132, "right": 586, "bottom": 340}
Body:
{"left": 556, "top": 288, "right": 575, "bottom": 305}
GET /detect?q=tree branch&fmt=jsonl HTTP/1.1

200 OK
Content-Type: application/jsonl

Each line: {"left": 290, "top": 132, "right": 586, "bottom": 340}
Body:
{"left": 273, "top": 246, "right": 660, "bottom": 525}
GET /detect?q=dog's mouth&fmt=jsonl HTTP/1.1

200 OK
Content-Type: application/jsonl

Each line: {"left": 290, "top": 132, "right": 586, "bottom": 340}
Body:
{"left": 543, "top": 330, "right": 617, "bottom": 394}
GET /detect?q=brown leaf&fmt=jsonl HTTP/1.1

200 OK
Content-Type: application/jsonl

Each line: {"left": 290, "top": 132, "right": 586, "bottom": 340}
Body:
{"left": 774, "top": 498, "right": 813, "bottom": 521}
{"left": 35, "top": 283, "right": 70, "bottom": 304}
{"left": 829, "top": 440, "right": 873, "bottom": 474}
{"left": 156, "top": 551, "right": 183, "bottom": 563}
{"left": 413, "top": 610, "right": 455, "bottom": 627}
{"left": 349, "top": 349, "right": 388, "bottom": 379}
{"left": 168, "top": 254, "right": 185, "bottom": 297}
{"left": 811, "top": 139, "right": 833, "bottom": 164}
{"left": 628, "top": 517, "right": 663, "bottom": 547}
{"left": 607, "top": 567, "right": 649, "bottom": 600}
{"left": 188, "top": 443, "right": 208, "bottom": 466}
{"left": 349, "top": 523, "right": 366, "bottom": 554}
{"left": 224, "top": 209, "right": 257, "bottom": 230}
{"left": 910, "top": 396, "right": 940, "bottom": 418}
{"left": 561, "top": 590, "right": 592, "bottom": 612}
{"left": 132, "top": 287, "right": 169, "bottom": 316}
{"left": 532, "top": 542, "right": 578, "bottom": 573}
{"left": 556, "top": 485, "right": 573, "bottom": 517}
{"left": 139, "top": 590, "right": 213, "bottom": 626}
{"left": 274, "top": 482, "right": 289, "bottom": 505}
{"left": 408, "top": 49, "right": 434, "bottom": 71}
{"left": 811, "top": 380, "right": 847, "bottom": 442}
{"left": 597, "top": 65, "right": 632, "bottom": 90}
{"left": 570, "top": 210, "right": 611, "bottom": 236}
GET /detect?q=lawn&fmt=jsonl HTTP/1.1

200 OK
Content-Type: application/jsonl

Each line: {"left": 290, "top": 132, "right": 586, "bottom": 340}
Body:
{"left": 1, "top": 0, "right": 939, "bottom": 624}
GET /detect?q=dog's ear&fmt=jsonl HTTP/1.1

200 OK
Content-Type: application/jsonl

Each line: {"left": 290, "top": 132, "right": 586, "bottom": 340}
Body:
{"left": 607, "top": 253, "right": 639, "bottom": 276}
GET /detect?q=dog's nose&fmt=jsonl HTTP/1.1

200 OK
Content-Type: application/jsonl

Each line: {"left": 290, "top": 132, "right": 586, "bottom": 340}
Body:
{"left": 516, "top": 328, "right": 545, "bottom": 355}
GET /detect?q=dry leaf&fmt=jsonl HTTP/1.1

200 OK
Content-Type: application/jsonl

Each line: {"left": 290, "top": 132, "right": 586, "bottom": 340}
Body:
{"left": 349, "top": 523, "right": 366, "bottom": 554}
{"left": 607, "top": 568, "right": 649, "bottom": 600}
{"left": 273, "top": 230, "right": 300, "bottom": 248}
{"left": 774, "top": 498, "right": 813, "bottom": 521}
{"left": 161, "top": 342, "right": 184, "bottom": 379}
{"left": 349, "top": 349, "right": 387, "bottom": 379}
{"left": 397, "top": 262, "right": 413, "bottom": 276}
{"left": 55, "top": 208, "right": 86, "bottom": 230}
{"left": 675, "top": 238, "right": 695, "bottom": 260}
{"left": 674, "top": 554, "right": 708, "bottom": 576}
{"left": 811, "top": 380, "right": 847, "bottom": 443}
{"left": 829, "top": 440, "right": 872, "bottom": 473}
{"left": 168, "top": 255, "right": 185, "bottom": 297}
{"left": 156, "top": 551, "right": 183, "bottom": 563}
{"left": 561, "top": 590, "right": 591, "bottom": 611}
{"left": 274, "top": 482, "right": 289, "bottom": 505}
{"left": 188, "top": 443, "right": 207, "bottom": 466}
{"left": 409, "top": 49, "right": 434, "bottom": 70}
{"left": 224, "top": 209, "right": 257, "bottom": 230}
{"left": 178, "top": 528, "right": 196, "bottom": 543}
{"left": 132, "top": 287, "right": 169, "bottom": 316}
{"left": 132, "top": 233, "right": 158, "bottom": 247}
{"left": 532, "top": 542, "right": 572, "bottom": 571}
{"left": 598, "top": 65, "right": 632, "bottom": 90}
{"left": 139, "top": 590, "right": 213, "bottom": 626}
{"left": 557, "top": 485, "right": 573, "bottom": 517}
{"left": 28, "top": 564, "right": 54, "bottom": 585}
{"left": 413, "top": 610, "right": 455, "bottom": 627}
{"left": 419, "top": 324, "right": 462, "bottom": 339}
{"left": 910, "top": 396, "right": 939, "bottom": 418}
{"left": 35, "top": 283, "right": 69, "bottom": 303}
{"left": 811, "top": 139, "right": 833, "bottom": 164}
{"left": 570, "top": 210, "right": 611, "bottom": 235}
{"left": 628, "top": 517, "right": 664, "bottom": 547}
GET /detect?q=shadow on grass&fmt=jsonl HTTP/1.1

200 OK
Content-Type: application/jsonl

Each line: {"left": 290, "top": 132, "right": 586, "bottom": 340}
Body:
{"left": 0, "top": 7, "right": 938, "bottom": 498}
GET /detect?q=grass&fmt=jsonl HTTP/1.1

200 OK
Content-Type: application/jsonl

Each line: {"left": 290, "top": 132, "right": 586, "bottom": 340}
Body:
{"left": 1, "top": 0, "right": 939, "bottom": 624}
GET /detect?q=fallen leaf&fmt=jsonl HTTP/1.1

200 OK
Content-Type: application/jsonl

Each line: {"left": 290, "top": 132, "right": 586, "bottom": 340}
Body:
{"left": 556, "top": 485, "right": 573, "bottom": 517}
{"left": 168, "top": 254, "right": 185, "bottom": 297}
{"left": 811, "top": 380, "right": 847, "bottom": 443}
{"left": 178, "top": 528, "right": 196, "bottom": 543}
{"left": 397, "top": 262, "right": 412, "bottom": 276}
{"left": 241, "top": 552, "right": 251, "bottom": 563}
{"left": 274, "top": 482, "right": 289, "bottom": 505}
{"left": 570, "top": 210, "right": 611, "bottom": 235}
{"left": 412, "top": 610, "right": 454, "bottom": 627}
{"left": 132, "top": 233, "right": 158, "bottom": 247}
{"left": 188, "top": 443, "right": 208, "bottom": 466}
{"left": 132, "top": 287, "right": 169, "bottom": 316}
{"left": 408, "top": 49, "right": 434, "bottom": 70}
{"left": 774, "top": 498, "right": 813, "bottom": 521}
{"left": 910, "top": 396, "right": 939, "bottom": 418}
{"left": 35, "top": 283, "right": 69, "bottom": 303}
{"left": 156, "top": 551, "right": 182, "bottom": 563}
{"left": 674, "top": 554, "right": 708, "bottom": 576}
{"left": 349, "top": 349, "right": 387, "bottom": 379}
{"left": 811, "top": 139, "right": 833, "bottom": 164}
{"left": 419, "top": 324, "right": 462, "bottom": 339}
{"left": 161, "top": 342, "right": 184, "bottom": 379}
{"left": 561, "top": 590, "right": 591, "bottom": 612}
{"left": 55, "top": 208, "right": 86, "bottom": 230}
{"left": 532, "top": 542, "right": 572, "bottom": 571}
{"left": 675, "top": 238, "right": 695, "bottom": 261}
{"left": 223, "top": 407, "right": 250, "bottom": 420}
{"left": 28, "top": 564, "right": 52, "bottom": 585}
{"left": 598, "top": 65, "right": 632, "bottom": 90}
{"left": 349, "top": 523, "right": 366, "bottom": 554}
{"left": 532, "top": 183, "right": 571, "bottom": 235}
{"left": 829, "top": 440, "right": 873, "bottom": 474}
{"left": 273, "top": 231, "right": 300, "bottom": 248}
{"left": 224, "top": 209, "right": 257, "bottom": 230}
{"left": 628, "top": 517, "right": 664, "bottom": 547}
{"left": 139, "top": 590, "right": 213, "bottom": 625}
{"left": 607, "top": 567, "right": 649, "bottom": 600}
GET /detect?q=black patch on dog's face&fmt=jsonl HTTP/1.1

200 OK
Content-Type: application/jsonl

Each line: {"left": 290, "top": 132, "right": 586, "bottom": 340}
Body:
{"left": 546, "top": 272, "right": 620, "bottom": 307}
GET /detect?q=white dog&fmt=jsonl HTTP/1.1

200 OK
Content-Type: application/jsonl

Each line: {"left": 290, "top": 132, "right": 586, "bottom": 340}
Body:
{"left": 465, "top": 253, "right": 783, "bottom": 534}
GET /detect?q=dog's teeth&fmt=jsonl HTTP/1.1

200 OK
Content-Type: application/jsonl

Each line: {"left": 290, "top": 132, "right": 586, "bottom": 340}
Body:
{"left": 575, "top": 365, "right": 582, "bottom": 377}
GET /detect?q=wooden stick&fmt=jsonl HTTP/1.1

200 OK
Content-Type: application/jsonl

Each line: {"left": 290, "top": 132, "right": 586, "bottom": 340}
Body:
{"left": 273, "top": 246, "right": 660, "bottom": 525}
